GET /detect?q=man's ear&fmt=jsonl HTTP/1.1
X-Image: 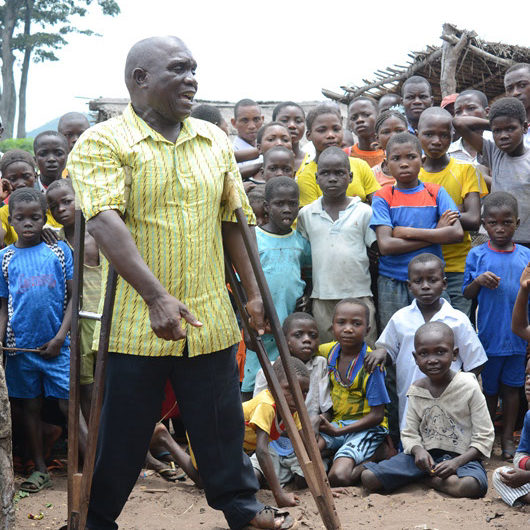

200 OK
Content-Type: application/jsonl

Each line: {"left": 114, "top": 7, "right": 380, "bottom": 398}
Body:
{"left": 133, "top": 67, "right": 148, "bottom": 88}
{"left": 452, "top": 347, "right": 459, "bottom": 361}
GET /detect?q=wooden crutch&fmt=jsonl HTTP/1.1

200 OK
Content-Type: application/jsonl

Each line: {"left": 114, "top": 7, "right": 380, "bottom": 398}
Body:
{"left": 224, "top": 207, "right": 341, "bottom": 530}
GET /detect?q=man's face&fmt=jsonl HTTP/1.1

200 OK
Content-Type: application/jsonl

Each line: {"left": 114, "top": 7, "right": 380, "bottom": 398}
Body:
{"left": 402, "top": 82, "right": 433, "bottom": 125}
{"left": 505, "top": 68, "right": 530, "bottom": 114}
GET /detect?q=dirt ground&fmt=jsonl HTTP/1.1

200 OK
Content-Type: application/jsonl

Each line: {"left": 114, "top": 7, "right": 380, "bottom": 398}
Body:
{"left": 13, "top": 443, "right": 530, "bottom": 530}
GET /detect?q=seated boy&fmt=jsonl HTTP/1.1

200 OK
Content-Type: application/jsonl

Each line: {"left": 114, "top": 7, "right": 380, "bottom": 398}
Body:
{"left": 361, "top": 322, "right": 494, "bottom": 499}
{"left": 317, "top": 298, "right": 390, "bottom": 487}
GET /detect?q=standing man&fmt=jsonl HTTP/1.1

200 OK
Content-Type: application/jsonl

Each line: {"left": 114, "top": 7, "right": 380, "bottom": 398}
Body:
{"left": 69, "top": 36, "right": 294, "bottom": 530}
{"left": 505, "top": 63, "right": 530, "bottom": 147}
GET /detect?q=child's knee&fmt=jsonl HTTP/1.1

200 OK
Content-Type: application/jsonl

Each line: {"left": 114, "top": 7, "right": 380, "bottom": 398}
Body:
{"left": 452, "top": 476, "right": 482, "bottom": 498}
{"left": 361, "top": 468, "right": 382, "bottom": 492}
{"left": 328, "top": 458, "right": 355, "bottom": 486}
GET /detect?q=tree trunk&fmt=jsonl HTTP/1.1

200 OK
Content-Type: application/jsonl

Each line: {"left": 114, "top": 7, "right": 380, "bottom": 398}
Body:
{"left": 16, "top": 0, "right": 34, "bottom": 139}
{"left": 440, "top": 24, "right": 470, "bottom": 98}
{"left": 0, "top": 365, "right": 15, "bottom": 530}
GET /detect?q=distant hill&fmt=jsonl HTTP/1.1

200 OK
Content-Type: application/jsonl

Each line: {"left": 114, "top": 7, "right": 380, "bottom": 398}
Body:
{"left": 26, "top": 113, "right": 91, "bottom": 138}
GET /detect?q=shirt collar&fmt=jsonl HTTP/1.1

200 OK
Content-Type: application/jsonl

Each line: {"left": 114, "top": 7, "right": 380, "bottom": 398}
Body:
{"left": 410, "top": 297, "right": 451, "bottom": 319}
{"left": 313, "top": 195, "right": 361, "bottom": 215}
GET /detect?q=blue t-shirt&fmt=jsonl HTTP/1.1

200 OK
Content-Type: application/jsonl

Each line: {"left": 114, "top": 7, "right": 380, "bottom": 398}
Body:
{"left": 0, "top": 241, "right": 73, "bottom": 354}
{"left": 463, "top": 242, "right": 530, "bottom": 356}
{"left": 370, "top": 182, "right": 458, "bottom": 282}
{"left": 518, "top": 410, "right": 530, "bottom": 453}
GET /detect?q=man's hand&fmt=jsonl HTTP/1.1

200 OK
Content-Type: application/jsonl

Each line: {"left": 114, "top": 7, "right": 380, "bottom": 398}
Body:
{"left": 520, "top": 262, "right": 530, "bottom": 290}
{"left": 40, "top": 336, "right": 63, "bottom": 359}
{"left": 412, "top": 447, "right": 435, "bottom": 473}
{"left": 147, "top": 292, "right": 202, "bottom": 341}
{"left": 433, "top": 458, "right": 459, "bottom": 479}
{"left": 476, "top": 271, "right": 500, "bottom": 289}
{"left": 319, "top": 415, "right": 339, "bottom": 436}
{"left": 245, "top": 296, "right": 268, "bottom": 336}
{"left": 364, "top": 348, "right": 387, "bottom": 373}
{"left": 436, "top": 210, "right": 459, "bottom": 228}
{"left": 499, "top": 467, "right": 530, "bottom": 488}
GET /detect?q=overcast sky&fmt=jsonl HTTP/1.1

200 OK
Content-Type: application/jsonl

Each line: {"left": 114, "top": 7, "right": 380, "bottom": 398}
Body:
{"left": 23, "top": 0, "right": 530, "bottom": 131}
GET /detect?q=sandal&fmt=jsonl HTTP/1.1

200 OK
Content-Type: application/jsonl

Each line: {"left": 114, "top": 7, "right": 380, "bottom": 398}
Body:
{"left": 244, "top": 506, "right": 298, "bottom": 530}
{"left": 20, "top": 471, "right": 52, "bottom": 493}
{"left": 156, "top": 467, "right": 183, "bottom": 482}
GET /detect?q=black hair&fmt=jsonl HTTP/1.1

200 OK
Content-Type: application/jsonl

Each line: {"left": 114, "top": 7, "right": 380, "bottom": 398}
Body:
{"left": 505, "top": 63, "right": 530, "bottom": 76}
{"left": 417, "top": 107, "right": 452, "bottom": 130}
{"left": 234, "top": 98, "right": 260, "bottom": 119}
{"left": 0, "top": 149, "right": 36, "bottom": 176}
{"left": 263, "top": 146, "right": 295, "bottom": 166}
{"left": 8, "top": 187, "right": 47, "bottom": 217}
{"left": 264, "top": 176, "right": 299, "bottom": 202}
{"left": 456, "top": 90, "right": 489, "bottom": 109}
{"left": 282, "top": 312, "right": 317, "bottom": 335}
{"left": 407, "top": 252, "right": 445, "bottom": 277}
{"left": 386, "top": 131, "right": 422, "bottom": 156}
{"left": 247, "top": 188, "right": 265, "bottom": 206}
{"left": 273, "top": 356, "right": 310, "bottom": 383}
{"left": 379, "top": 93, "right": 402, "bottom": 105}
{"left": 33, "top": 130, "right": 68, "bottom": 152}
{"left": 272, "top": 101, "right": 305, "bottom": 121}
{"left": 317, "top": 146, "right": 350, "bottom": 169}
{"left": 375, "top": 109, "right": 407, "bottom": 134}
{"left": 333, "top": 297, "right": 370, "bottom": 323}
{"left": 46, "top": 177, "right": 74, "bottom": 196}
{"left": 348, "top": 96, "right": 378, "bottom": 113}
{"left": 256, "top": 121, "right": 290, "bottom": 146}
{"left": 414, "top": 321, "right": 454, "bottom": 347}
{"left": 306, "top": 103, "right": 342, "bottom": 131}
{"left": 489, "top": 97, "right": 527, "bottom": 126}
{"left": 482, "top": 191, "right": 518, "bottom": 218}
{"left": 191, "top": 104, "right": 223, "bottom": 126}
{"left": 402, "top": 76, "right": 432, "bottom": 96}
{"left": 58, "top": 112, "right": 89, "bottom": 130}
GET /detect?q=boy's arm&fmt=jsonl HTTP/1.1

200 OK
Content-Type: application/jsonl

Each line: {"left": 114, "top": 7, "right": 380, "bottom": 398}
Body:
{"left": 452, "top": 116, "right": 491, "bottom": 154}
{"left": 319, "top": 404, "right": 385, "bottom": 436}
{"left": 375, "top": 225, "right": 431, "bottom": 256}
{"left": 234, "top": 147, "right": 260, "bottom": 163}
{"left": 512, "top": 263, "right": 530, "bottom": 341}
{"left": 0, "top": 298, "right": 7, "bottom": 343}
{"left": 463, "top": 271, "right": 500, "bottom": 299}
{"left": 392, "top": 216, "right": 464, "bottom": 244}
{"left": 255, "top": 428, "right": 299, "bottom": 508}
{"left": 433, "top": 447, "right": 482, "bottom": 479}
{"left": 458, "top": 192, "right": 481, "bottom": 231}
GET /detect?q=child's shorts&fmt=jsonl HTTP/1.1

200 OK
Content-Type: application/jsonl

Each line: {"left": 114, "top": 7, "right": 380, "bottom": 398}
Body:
{"left": 80, "top": 319, "right": 97, "bottom": 385}
{"left": 493, "top": 465, "right": 530, "bottom": 506}
{"left": 320, "top": 422, "right": 388, "bottom": 464}
{"left": 5, "top": 350, "right": 70, "bottom": 400}
{"left": 481, "top": 354, "right": 526, "bottom": 395}
{"left": 250, "top": 442, "right": 303, "bottom": 486}
{"left": 363, "top": 449, "right": 488, "bottom": 497}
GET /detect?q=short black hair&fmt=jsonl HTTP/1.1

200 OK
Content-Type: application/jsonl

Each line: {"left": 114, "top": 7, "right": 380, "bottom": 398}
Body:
{"left": 317, "top": 146, "right": 350, "bottom": 170}
{"left": 33, "top": 130, "right": 68, "bottom": 152}
{"left": 333, "top": 297, "right": 370, "bottom": 323}
{"left": 247, "top": 187, "right": 265, "bottom": 202}
{"left": 417, "top": 107, "right": 452, "bottom": 130}
{"left": 191, "top": 104, "right": 223, "bottom": 126}
{"left": 402, "top": 76, "right": 432, "bottom": 96}
{"left": 306, "top": 103, "right": 342, "bottom": 131}
{"left": 375, "top": 109, "right": 407, "bottom": 133}
{"left": 456, "top": 90, "right": 489, "bottom": 109}
{"left": 8, "top": 187, "right": 47, "bottom": 217}
{"left": 256, "top": 122, "right": 290, "bottom": 146}
{"left": 264, "top": 175, "right": 299, "bottom": 202}
{"left": 348, "top": 96, "right": 378, "bottom": 113}
{"left": 379, "top": 93, "right": 402, "bottom": 105}
{"left": 46, "top": 177, "right": 74, "bottom": 196}
{"left": 386, "top": 131, "right": 422, "bottom": 156}
{"left": 58, "top": 112, "right": 89, "bottom": 130}
{"left": 489, "top": 97, "right": 527, "bottom": 126}
{"left": 505, "top": 63, "right": 530, "bottom": 76}
{"left": 263, "top": 146, "right": 295, "bottom": 166}
{"left": 272, "top": 101, "right": 305, "bottom": 121}
{"left": 414, "top": 321, "right": 454, "bottom": 348}
{"left": 234, "top": 98, "right": 260, "bottom": 119}
{"left": 282, "top": 312, "right": 317, "bottom": 335}
{"left": 0, "top": 149, "right": 36, "bottom": 176}
{"left": 408, "top": 252, "right": 445, "bottom": 278}
{"left": 273, "top": 356, "right": 310, "bottom": 384}
{"left": 482, "top": 191, "right": 518, "bottom": 218}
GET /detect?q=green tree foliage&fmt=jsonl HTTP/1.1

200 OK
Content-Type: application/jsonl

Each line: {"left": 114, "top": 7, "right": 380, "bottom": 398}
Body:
{"left": 0, "top": 1, "right": 120, "bottom": 139}
{"left": 0, "top": 137, "right": 35, "bottom": 153}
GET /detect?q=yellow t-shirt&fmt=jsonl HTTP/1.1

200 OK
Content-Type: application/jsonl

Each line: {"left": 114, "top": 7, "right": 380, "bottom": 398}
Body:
{"left": 420, "top": 158, "right": 488, "bottom": 273}
{"left": 296, "top": 157, "right": 380, "bottom": 208}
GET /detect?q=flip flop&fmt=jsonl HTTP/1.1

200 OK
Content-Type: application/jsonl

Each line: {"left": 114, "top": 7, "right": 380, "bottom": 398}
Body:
{"left": 20, "top": 471, "right": 52, "bottom": 493}
{"left": 244, "top": 506, "right": 298, "bottom": 530}
{"left": 156, "top": 467, "right": 186, "bottom": 482}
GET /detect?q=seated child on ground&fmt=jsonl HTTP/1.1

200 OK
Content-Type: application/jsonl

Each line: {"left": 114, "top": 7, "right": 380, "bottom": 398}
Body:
{"left": 241, "top": 178, "right": 311, "bottom": 397}
{"left": 361, "top": 322, "right": 494, "bottom": 499}
{"left": 0, "top": 188, "right": 73, "bottom": 493}
{"left": 317, "top": 298, "right": 390, "bottom": 487}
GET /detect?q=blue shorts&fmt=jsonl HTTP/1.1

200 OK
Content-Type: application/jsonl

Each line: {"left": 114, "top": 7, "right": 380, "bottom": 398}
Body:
{"left": 481, "top": 355, "right": 526, "bottom": 395}
{"left": 364, "top": 449, "right": 488, "bottom": 497}
{"left": 5, "top": 350, "right": 70, "bottom": 400}
{"left": 320, "top": 421, "right": 388, "bottom": 464}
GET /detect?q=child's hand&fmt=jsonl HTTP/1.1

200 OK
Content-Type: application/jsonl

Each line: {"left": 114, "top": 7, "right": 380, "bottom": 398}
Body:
{"left": 499, "top": 467, "right": 530, "bottom": 488}
{"left": 413, "top": 447, "right": 435, "bottom": 473}
{"left": 42, "top": 228, "right": 60, "bottom": 246}
{"left": 319, "top": 415, "right": 339, "bottom": 436}
{"left": 436, "top": 210, "right": 459, "bottom": 228}
{"left": 476, "top": 271, "right": 500, "bottom": 289}
{"left": 39, "top": 337, "right": 63, "bottom": 359}
{"left": 433, "top": 458, "right": 459, "bottom": 479}
{"left": 520, "top": 262, "right": 530, "bottom": 290}
{"left": 275, "top": 490, "right": 299, "bottom": 508}
{"left": 364, "top": 348, "right": 387, "bottom": 373}
{"left": 0, "top": 179, "right": 11, "bottom": 201}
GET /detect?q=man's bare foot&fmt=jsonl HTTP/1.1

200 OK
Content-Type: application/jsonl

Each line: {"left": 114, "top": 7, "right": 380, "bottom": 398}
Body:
{"left": 246, "top": 506, "right": 297, "bottom": 529}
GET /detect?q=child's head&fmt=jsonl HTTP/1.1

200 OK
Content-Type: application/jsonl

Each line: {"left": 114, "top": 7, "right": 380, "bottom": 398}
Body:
{"left": 306, "top": 103, "right": 343, "bottom": 155}
{"left": 247, "top": 188, "right": 267, "bottom": 226}
{"left": 231, "top": 99, "right": 263, "bottom": 146}
{"left": 488, "top": 97, "right": 528, "bottom": 155}
{"left": 282, "top": 312, "right": 319, "bottom": 363}
{"left": 191, "top": 104, "right": 229, "bottom": 135}
{"left": 407, "top": 253, "right": 446, "bottom": 307}
{"left": 378, "top": 93, "right": 402, "bottom": 113}
{"left": 482, "top": 191, "right": 519, "bottom": 248}
{"left": 401, "top": 76, "right": 433, "bottom": 127}
{"left": 454, "top": 90, "right": 489, "bottom": 119}
{"left": 385, "top": 132, "right": 422, "bottom": 186}
{"left": 332, "top": 298, "right": 370, "bottom": 348}
{"left": 347, "top": 96, "right": 378, "bottom": 139}
{"left": 341, "top": 129, "right": 355, "bottom": 148}
{"left": 264, "top": 176, "right": 299, "bottom": 232}
{"left": 262, "top": 146, "right": 295, "bottom": 181}
{"left": 256, "top": 122, "right": 292, "bottom": 154}
{"left": 8, "top": 187, "right": 47, "bottom": 246}
{"left": 46, "top": 178, "right": 75, "bottom": 228}
{"left": 413, "top": 321, "right": 458, "bottom": 380}
{"left": 33, "top": 131, "right": 68, "bottom": 182}
{"left": 57, "top": 112, "right": 90, "bottom": 153}
{"left": 417, "top": 107, "right": 453, "bottom": 160}
{"left": 0, "top": 149, "right": 37, "bottom": 191}
{"left": 273, "top": 357, "right": 310, "bottom": 413}
{"left": 374, "top": 110, "right": 408, "bottom": 151}
{"left": 316, "top": 146, "right": 351, "bottom": 200}
{"left": 504, "top": 63, "right": 530, "bottom": 114}
{"left": 273, "top": 102, "right": 306, "bottom": 147}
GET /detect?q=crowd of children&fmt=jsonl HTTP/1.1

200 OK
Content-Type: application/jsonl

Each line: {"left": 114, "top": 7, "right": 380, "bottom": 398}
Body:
{"left": 1, "top": 63, "right": 530, "bottom": 518}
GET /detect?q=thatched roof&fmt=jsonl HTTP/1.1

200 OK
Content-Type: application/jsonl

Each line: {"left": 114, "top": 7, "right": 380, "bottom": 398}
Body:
{"left": 322, "top": 24, "right": 530, "bottom": 105}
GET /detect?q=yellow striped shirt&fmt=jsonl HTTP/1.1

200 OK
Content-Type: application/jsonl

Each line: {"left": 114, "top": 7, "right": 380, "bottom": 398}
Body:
{"left": 68, "top": 104, "right": 255, "bottom": 357}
